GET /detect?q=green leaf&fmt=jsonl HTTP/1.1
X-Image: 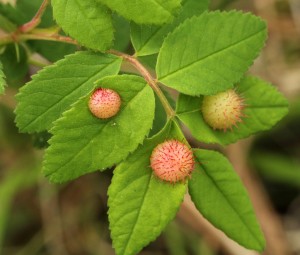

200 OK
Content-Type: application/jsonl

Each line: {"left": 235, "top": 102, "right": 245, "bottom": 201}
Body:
{"left": 43, "top": 75, "right": 155, "bottom": 183}
{"left": 138, "top": 54, "right": 158, "bottom": 70}
{"left": 189, "top": 149, "right": 265, "bottom": 251}
{"left": 150, "top": 89, "right": 175, "bottom": 136}
{"left": 109, "top": 120, "right": 187, "bottom": 255}
{"left": 149, "top": 94, "right": 167, "bottom": 136}
{"left": 15, "top": 51, "right": 122, "bottom": 133}
{"left": 98, "top": 0, "right": 181, "bottom": 25}
{"left": 156, "top": 11, "right": 267, "bottom": 95}
{"left": 177, "top": 76, "right": 289, "bottom": 145}
{"left": 131, "top": 0, "right": 209, "bottom": 56}
{"left": 51, "top": 0, "right": 114, "bottom": 51}
{"left": 0, "top": 62, "right": 5, "bottom": 95}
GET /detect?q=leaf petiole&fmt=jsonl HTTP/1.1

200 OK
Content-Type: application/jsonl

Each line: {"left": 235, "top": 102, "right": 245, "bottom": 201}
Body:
{"left": 19, "top": 0, "right": 50, "bottom": 33}
{"left": 108, "top": 50, "right": 176, "bottom": 119}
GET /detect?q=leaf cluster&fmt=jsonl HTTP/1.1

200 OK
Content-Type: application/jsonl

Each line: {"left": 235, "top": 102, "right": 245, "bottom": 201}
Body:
{"left": 1, "top": 0, "right": 290, "bottom": 254}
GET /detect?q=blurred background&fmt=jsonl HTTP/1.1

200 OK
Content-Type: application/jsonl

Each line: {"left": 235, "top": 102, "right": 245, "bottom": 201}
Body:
{"left": 0, "top": 0, "right": 300, "bottom": 254}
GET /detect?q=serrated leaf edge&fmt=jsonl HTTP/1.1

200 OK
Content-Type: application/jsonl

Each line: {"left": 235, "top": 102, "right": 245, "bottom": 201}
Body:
{"left": 51, "top": 0, "right": 115, "bottom": 51}
{"left": 108, "top": 120, "right": 186, "bottom": 255}
{"left": 43, "top": 75, "right": 155, "bottom": 183}
{"left": 176, "top": 76, "right": 289, "bottom": 145}
{"left": 15, "top": 51, "right": 122, "bottom": 133}
{"left": 157, "top": 10, "right": 268, "bottom": 96}
{"left": 102, "top": 0, "right": 181, "bottom": 25}
{"left": 132, "top": 0, "right": 209, "bottom": 56}
{"left": 191, "top": 149, "right": 265, "bottom": 250}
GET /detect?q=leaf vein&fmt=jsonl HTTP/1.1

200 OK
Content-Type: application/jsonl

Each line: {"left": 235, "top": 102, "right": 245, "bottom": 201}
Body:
{"left": 196, "top": 157, "right": 262, "bottom": 245}
{"left": 160, "top": 28, "right": 265, "bottom": 80}
{"left": 20, "top": 58, "right": 120, "bottom": 130}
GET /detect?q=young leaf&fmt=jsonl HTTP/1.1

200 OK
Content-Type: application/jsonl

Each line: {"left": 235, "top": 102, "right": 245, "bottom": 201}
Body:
{"left": 15, "top": 51, "right": 122, "bottom": 133}
{"left": 0, "top": 62, "right": 6, "bottom": 95}
{"left": 43, "top": 75, "right": 155, "bottom": 183}
{"left": 156, "top": 11, "right": 267, "bottom": 96}
{"left": 189, "top": 149, "right": 265, "bottom": 251}
{"left": 131, "top": 0, "right": 209, "bottom": 56}
{"left": 51, "top": 0, "right": 114, "bottom": 51}
{"left": 98, "top": 0, "right": 181, "bottom": 25}
{"left": 176, "top": 76, "right": 289, "bottom": 145}
{"left": 108, "top": 120, "right": 187, "bottom": 255}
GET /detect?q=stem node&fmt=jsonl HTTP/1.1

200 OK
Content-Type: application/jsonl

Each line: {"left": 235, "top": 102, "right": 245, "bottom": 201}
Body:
{"left": 108, "top": 50, "right": 175, "bottom": 118}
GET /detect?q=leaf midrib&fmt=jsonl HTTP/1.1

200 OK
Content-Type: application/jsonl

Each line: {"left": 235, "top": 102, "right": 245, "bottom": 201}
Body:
{"left": 178, "top": 103, "right": 288, "bottom": 116}
{"left": 64, "top": 0, "right": 99, "bottom": 34}
{"left": 119, "top": 122, "right": 176, "bottom": 255}
{"left": 121, "top": 172, "right": 152, "bottom": 255}
{"left": 136, "top": 26, "right": 160, "bottom": 54}
{"left": 158, "top": 28, "right": 265, "bottom": 80}
{"left": 46, "top": 85, "right": 150, "bottom": 175}
{"left": 195, "top": 153, "right": 263, "bottom": 247}
{"left": 20, "top": 58, "right": 120, "bottom": 132}
{"left": 135, "top": 0, "right": 192, "bottom": 55}
{"left": 151, "top": 0, "right": 174, "bottom": 16}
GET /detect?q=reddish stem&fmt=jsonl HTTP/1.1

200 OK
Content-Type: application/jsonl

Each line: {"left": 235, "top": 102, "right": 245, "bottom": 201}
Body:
{"left": 108, "top": 50, "right": 175, "bottom": 118}
{"left": 19, "top": 0, "right": 50, "bottom": 33}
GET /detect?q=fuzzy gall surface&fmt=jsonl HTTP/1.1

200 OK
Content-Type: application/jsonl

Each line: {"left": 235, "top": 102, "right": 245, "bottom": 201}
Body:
{"left": 201, "top": 89, "right": 245, "bottom": 131}
{"left": 89, "top": 88, "right": 121, "bottom": 119}
{"left": 150, "top": 140, "right": 195, "bottom": 183}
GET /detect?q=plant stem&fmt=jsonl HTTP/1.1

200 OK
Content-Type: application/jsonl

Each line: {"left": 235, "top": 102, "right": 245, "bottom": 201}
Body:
{"left": 108, "top": 50, "right": 175, "bottom": 118}
{"left": 0, "top": 32, "right": 78, "bottom": 46}
{"left": 0, "top": 0, "right": 76, "bottom": 46}
{"left": 20, "top": 33, "right": 78, "bottom": 44}
{"left": 0, "top": 35, "right": 14, "bottom": 45}
{"left": 0, "top": 31, "right": 174, "bottom": 119}
{"left": 0, "top": 0, "right": 174, "bottom": 118}
{"left": 19, "top": 0, "right": 50, "bottom": 33}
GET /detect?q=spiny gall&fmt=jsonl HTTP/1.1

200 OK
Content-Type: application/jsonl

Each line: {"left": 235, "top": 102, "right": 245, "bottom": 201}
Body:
{"left": 88, "top": 88, "right": 121, "bottom": 119}
{"left": 150, "top": 140, "right": 195, "bottom": 183}
{"left": 201, "top": 89, "right": 245, "bottom": 131}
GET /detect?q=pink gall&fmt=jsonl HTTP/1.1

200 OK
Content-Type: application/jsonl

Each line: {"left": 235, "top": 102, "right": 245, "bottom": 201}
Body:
{"left": 150, "top": 140, "right": 195, "bottom": 183}
{"left": 89, "top": 88, "right": 121, "bottom": 119}
{"left": 202, "top": 89, "right": 245, "bottom": 131}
